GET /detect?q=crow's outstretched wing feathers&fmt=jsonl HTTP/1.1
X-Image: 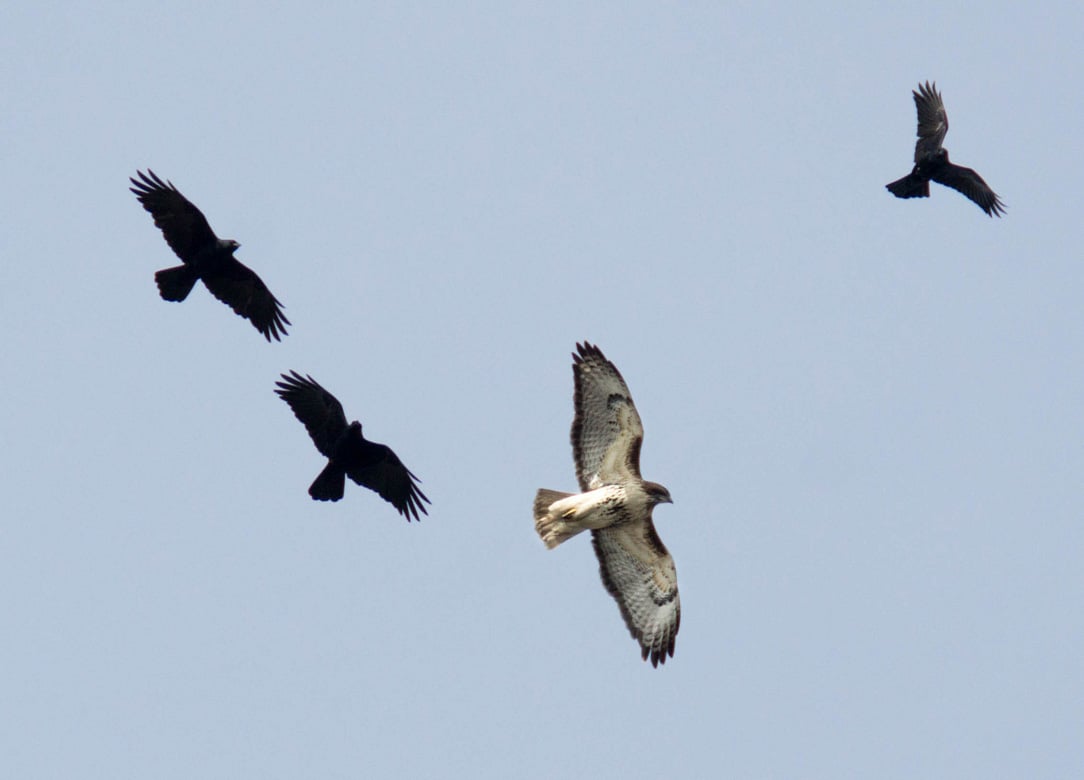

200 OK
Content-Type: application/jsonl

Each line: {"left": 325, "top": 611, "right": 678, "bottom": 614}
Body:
{"left": 274, "top": 371, "right": 349, "bottom": 457}
{"left": 130, "top": 170, "right": 218, "bottom": 262}
{"left": 202, "top": 262, "right": 291, "bottom": 342}
{"left": 931, "top": 163, "right": 1007, "bottom": 218}
{"left": 345, "top": 445, "right": 430, "bottom": 522}
{"left": 913, "top": 81, "right": 948, "bottom": 162}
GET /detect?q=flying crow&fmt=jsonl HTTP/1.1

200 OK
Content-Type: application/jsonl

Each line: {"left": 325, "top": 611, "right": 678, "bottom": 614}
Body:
{"left": 130, "top": 170, "right": 290, "bottom": 340}
{"left": 886, "top": 82, "right": 1005, "bottom": 217}
{"left": 275, "top": 371, "right": 430, "bottom": 521}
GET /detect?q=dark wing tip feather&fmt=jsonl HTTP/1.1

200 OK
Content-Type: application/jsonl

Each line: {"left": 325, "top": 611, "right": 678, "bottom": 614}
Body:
{"left": 129, "top": 168, "right": 174, "bottom": 196}
{"left": 257, "top": 293, "right": 291, "bottom": 341}
{"left": 398, "top": 470, "right": 431, "bottom": 522}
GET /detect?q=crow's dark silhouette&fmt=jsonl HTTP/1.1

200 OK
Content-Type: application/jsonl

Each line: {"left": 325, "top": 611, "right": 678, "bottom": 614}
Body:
{"left": 131, "top": 170, "right": 290, "bottom": 340}
{"left": 275, "top": 371, "right": 430, "bottom": 521}
{"left": 886, "top": 82, "right": 1005, "bottom": 217}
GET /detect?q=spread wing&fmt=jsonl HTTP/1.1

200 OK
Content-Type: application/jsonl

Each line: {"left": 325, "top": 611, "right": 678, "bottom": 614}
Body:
{"left": 571, "top": 342, "right": 644, "bottom": 491}
{"left": 130, "top": 170, "right": 218, "bottom": 262}
{"left": 592, "top": 521, "right": 680, "bottom": 667}
{"left": 274, "top": 371, "right": 349, "bottom": 457}
{"left": 931, "top": 163, "right": 1007, "bottom": 217}
{"left": 345, "top": 441, "right": 431, "bottom": 522}
{"left": 201, "top": 260, "right": 291, "bottom": 342}
{"left": 912, "top": 81, "right": 948, "bottom": 162}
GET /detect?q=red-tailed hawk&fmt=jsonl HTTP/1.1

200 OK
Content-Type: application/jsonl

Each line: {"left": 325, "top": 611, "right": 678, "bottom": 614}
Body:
{"left": 533, "top": 342, "right": 680, "bottom": 667}
{"left": 885, "top": 82, "right": 1006, "bottom": 217}
{"left": 275, "top": 371, "right": 430, "bottom": 521}
{"left": 130, "top": 170, "right": 291, "bottom": 340}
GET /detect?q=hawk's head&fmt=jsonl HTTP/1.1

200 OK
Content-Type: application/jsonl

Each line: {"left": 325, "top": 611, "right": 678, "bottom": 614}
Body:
{"left": 643, "top": 481, "right": 673, "bottom": 506}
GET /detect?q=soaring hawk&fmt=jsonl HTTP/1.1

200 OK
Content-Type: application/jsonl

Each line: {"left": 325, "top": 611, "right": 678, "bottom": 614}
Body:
{"left": 533, "top": 342, "right": 680, "bottom": 667}
{"left": 885, "top": 82, "right": 1006, "bottom": 217}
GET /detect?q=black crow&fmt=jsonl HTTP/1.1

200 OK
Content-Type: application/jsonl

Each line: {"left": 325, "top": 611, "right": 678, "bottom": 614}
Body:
{"left": 130, "top": 170, "right": 290, "bottom": 340}
{"left": 274, "top": 371, "right": 430, "bottom": 521}
{"left": 886, "top": 82, "right": 1005, "bottom": 217}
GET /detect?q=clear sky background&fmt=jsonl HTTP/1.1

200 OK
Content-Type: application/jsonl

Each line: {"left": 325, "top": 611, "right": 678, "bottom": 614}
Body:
{"left": 3, "top": 2, "right": 1083, "bottom": 778}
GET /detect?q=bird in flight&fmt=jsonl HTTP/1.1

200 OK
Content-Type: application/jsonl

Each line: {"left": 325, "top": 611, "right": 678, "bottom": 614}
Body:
{"left": 533, "top": 342, "right": 680, "bottom": 667}
{"left": 130, "top": 170, "right": 290, "bottom": 340}
{"left": 275, "top": 371, "right": 430, "bottom": 521}
{"left": 885, "top": 82, "right": 1006, "bottom": 217}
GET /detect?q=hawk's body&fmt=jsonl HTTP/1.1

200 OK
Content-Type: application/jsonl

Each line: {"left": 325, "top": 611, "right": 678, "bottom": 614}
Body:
{"left": 885, "top": 82, "right": 1006, "bottom": 217}
{"left": 534, "top": 342, "right": 680, "bottom": 667}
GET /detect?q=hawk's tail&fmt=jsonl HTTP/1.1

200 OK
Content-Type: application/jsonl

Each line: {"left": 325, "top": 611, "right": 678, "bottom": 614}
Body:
{"left": 534, "top": 488, "right": 577, "bottom": 549}
{"left": 155, "top": 265, "right": 200, "bottom": 302}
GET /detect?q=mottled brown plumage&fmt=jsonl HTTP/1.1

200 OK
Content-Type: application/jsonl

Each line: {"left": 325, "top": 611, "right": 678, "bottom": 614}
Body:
{"left": 534, "top": 343, "right": 679, "bottom": 667}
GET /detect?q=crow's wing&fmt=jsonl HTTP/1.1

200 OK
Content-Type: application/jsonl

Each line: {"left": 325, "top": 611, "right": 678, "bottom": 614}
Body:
{"left": 130, "top": 170, "right": 219, "bottom": 262}
{"left": 913, "top": 81, "right": 948, "bottom": 162}
{"left": 931, "top": 163, "right": 1007, "bottom": 217}
{"left": 202, "top": 259, "right": 291, "bottom": 341}
{"left": 274, "top": 372, "right": 350, "bottom": 456}
{"left": 346, "top": 441, "right": 430, "bottom": 522}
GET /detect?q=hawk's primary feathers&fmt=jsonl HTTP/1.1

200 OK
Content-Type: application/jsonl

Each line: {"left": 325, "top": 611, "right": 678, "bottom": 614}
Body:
{"left": 533, "top": 342, "right": 680, "bottom": 667}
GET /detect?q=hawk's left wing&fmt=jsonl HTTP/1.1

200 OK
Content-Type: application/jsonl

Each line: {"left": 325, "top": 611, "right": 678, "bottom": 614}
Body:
{"left": 571, "top": 342, "right": 644, "bottom": 491}
{"left": 592, "top": 521, "right": 680, "bottom": 667}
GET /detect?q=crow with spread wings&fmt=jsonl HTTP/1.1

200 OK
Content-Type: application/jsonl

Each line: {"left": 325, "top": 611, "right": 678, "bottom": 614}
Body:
{"left": 130, "top": 170, "right": 290, "bottom": 341}
{"left": 275, "top": 371, "right": 430, "bottom": 521}
{"left": 533, "top": 343, "right": 680, "bottom": 667}
{"left": 886, "top": 82, "right": 1006, "bottom": 217}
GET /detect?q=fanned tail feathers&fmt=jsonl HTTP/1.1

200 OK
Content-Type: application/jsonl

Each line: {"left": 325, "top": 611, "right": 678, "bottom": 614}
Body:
{"left": 155, "top": 265, "right": 200, "bottom": 301}
{"left": 533, "top": 488, "right": 577, "bottom": 549}
{"left": 886, "top": 173, "right": 930, "bottom": 199}
{"left": 309, "top": 463, "right": 346, "bottom": 502}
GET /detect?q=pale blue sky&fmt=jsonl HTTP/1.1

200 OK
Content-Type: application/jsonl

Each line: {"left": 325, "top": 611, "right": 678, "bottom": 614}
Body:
{"left": 3, "top": 2, "right": 1083, "bottom": 778}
